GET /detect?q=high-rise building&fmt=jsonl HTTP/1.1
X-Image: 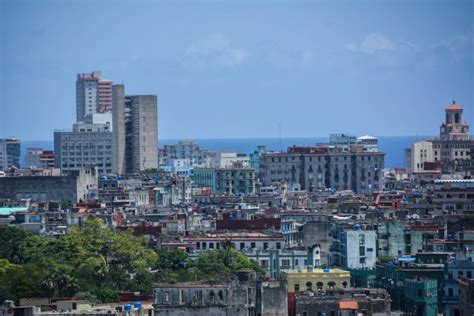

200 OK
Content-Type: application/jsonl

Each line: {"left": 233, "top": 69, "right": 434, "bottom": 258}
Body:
{"left": 25, "top": 148, "right": 44, "bottom": 168}
{"left": 26, "top": 148, "right": 55, "bottom": 169}
{"left": 54, "top": 123, "right": 112, "bottom": 175}
{"left": 0, "top": 140, "right": 7, "bottom": 171}
{"left": 0, "top": 139, "right": 21, "bottom": 170}
{"left": 76, "top": 71, "right": 113, "bottom": 122}
{"left": 112, "top": 84, "right": 158, "bottom": 174}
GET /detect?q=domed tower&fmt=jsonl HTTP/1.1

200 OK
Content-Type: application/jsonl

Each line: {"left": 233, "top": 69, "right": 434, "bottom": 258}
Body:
{"left": 439, "top": 101, "right": 469, "bottom": 141}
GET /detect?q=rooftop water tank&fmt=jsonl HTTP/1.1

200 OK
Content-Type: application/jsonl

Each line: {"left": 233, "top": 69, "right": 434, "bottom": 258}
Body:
{"left": 124, "top": 304, "right": 131, "bottom": 312}
{"left": 354, "top": 224, "right": 361, "bottom": 231}
{"left": 134, "top": 301, "right": 142, "bottom": 309}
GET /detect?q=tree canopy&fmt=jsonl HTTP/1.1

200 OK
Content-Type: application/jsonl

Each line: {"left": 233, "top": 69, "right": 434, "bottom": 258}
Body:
{"left": 0, "top": 223, "right": 263, "bottom": 304}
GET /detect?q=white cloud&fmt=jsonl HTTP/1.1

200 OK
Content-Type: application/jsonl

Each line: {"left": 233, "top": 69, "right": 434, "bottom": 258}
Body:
{"left": 346, "top": 33, "right": 416, "bottom": 55}
{"left": 180, "top": 34, "right": 250, "bottom": 70}
{"left": 432, "top": 33, "right": 473, "bottom": 61}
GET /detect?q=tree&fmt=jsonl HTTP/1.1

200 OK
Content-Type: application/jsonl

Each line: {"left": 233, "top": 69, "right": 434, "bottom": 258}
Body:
{"left": 192, "top": 246, "right": 262, "bottom": 280}
{"left": 0, "top": 260, "right": 43, "bottom": 303}
{"left": 66, "top": 219, "right": 158, "bottom": 295}
{"left": 156, "top": 249, "right": 190, "bottom": 270}
{"left": 0, "top": 227, "right": 32, "bottom": 263}
{"left": 61, "top": 199, "right": 74, "bottom": 209}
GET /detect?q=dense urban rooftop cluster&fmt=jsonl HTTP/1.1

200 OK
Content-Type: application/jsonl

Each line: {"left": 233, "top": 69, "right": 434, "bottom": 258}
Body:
{"left": 0, "top": 72, "right": 473, "bottom": 316}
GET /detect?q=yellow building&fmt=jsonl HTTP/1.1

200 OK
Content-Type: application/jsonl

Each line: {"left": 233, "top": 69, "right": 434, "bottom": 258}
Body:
{"left": 281, "top": 267, "right": 350, "bottom": 293}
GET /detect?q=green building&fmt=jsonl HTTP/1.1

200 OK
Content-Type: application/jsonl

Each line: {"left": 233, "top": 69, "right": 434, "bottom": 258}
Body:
{"left": 249, "top": 145, "right": 266, "bottom": 174}
{"left": 404, "top": 277, "right": 438, "bottom": 316}
{"left": 193, "top": 167, "right": 256, "bottom": 195}
{"left": 377, "top": 221, "right": 423, "bottom": 258}
{"left": 375, "top": 256, "right": 444, "bottom": 313}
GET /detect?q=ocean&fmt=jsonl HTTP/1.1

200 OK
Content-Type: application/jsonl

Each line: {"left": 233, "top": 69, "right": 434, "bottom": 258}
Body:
{"left": 20, "top": 136, "right": 430, "bottom": 168}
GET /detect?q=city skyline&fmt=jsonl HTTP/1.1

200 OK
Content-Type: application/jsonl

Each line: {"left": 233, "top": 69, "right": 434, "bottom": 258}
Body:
{"left": 1, "top": 0, "right": 473, "bottom": 141}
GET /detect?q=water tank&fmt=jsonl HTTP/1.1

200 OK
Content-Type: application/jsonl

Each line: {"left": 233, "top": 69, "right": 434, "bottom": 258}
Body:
{"left": 134, "top": 301, "right": 142, "bottom": 309}
{"left": 124, "top": 304, "right": 131, "bottom": 312}
{"left": 323, "top": 268, "right": 330, "bottom": 273}
{"left": 354, "top": 224, "right": 361, "bottom": 231}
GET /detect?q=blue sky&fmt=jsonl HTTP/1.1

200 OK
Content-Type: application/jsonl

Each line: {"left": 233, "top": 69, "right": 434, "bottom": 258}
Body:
{"left": 1, "top": 0, "right": 473, "bottom": 141}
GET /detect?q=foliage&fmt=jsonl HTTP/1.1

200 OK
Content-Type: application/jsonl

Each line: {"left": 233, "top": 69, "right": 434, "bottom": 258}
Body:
{"left": 0, "top": 223, "right": 264, "bottom": 303}
{"left": 156, "top": 249, "right": 190, "bottom": 270}
{"left": 0, "top": 260, "right": 43, "bottom": 303}
{"left": 0, "top": 219, "right": 159, "bottom": 303}
{"left": 61, "top": 199, "right": 74, "bottom": 209}
{"left": 191, "top": 244, "right": 262, "bottom": 280}
{"left": 0, "top": 226, "right": 33, "bottom": 263}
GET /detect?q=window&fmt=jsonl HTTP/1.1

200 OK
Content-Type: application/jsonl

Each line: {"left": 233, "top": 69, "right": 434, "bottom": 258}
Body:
{"left": 164, "top": 291, "right": 171, "bottom": 303}
{"left": 367, "top": 248, "right": 373, "bottom": 252}
{"left": 294, "top": 284, "right": 300, "bottom": 292}
{"left": 306, "top": 281, "right": 313, "bottom": 291}
{"left": 240, "top": 242, "right": 245, "bottom": 250}
{"left": 263, "top": 242, "right": 269, "bottom": 250}
{"left": 359, "top": 246, "right": 365, "bottom": 256}
{"left": 359, "top": 234, "right": 365, "bottom": 245}
{"left": 251, "top": 242, "right": 256, "bottom": 248}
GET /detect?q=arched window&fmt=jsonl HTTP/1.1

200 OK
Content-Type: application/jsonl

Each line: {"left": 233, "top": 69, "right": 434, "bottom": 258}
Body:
{"left": 455, "top": 113, "right": 460, "bottom": 124}
{"left": 316, "top": 281, "right": 323, "bottom": 290}
{"left": 342, "top": 281, "right": 348, "bottom": 288}
{"left": 306, "top": 281, "right": 313, "bottom": 291}
{"left": 328, "top": 281, "right": 336, "bottom": 288}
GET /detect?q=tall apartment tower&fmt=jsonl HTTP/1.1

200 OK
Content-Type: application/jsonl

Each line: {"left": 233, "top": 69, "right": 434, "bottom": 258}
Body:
{"left": 76, "top": 71, "right": 113, "bottom": 122}
{"left": 0, "top": 139, "right": 21, "bottom": 170}
{"left": 112, "top": 84, "right": 158, "bottom": 174}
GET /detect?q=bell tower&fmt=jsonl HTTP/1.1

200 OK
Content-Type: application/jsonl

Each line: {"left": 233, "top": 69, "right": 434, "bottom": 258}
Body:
{"left": 440, "top": 101, "right": 469, "bottom": 141}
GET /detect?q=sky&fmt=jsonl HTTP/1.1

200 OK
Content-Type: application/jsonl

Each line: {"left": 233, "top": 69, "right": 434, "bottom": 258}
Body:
{"left": 1, "top": 0, "right": 473, "bottom": 141}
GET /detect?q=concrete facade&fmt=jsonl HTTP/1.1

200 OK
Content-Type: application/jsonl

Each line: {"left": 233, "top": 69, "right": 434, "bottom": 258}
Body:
{"left": 161, "top": 141, "right": 209, "bottom": 167}
{"left": 154, "top": 275, "right": 287, "bottom": 316}
{"left": 112, "top": 84, "right": 126, "bottom": 175}
{"left": 260, "top": 146, "right": 384, "bottom": 194}
{"left": 54, "top": 123, "right": 112, "bottom": 175}
{"left": 0, "top": 167, "right": 98, "bottom": 202}
{"left": 340, "top": 229, "right": 377, "bottom": 270}
{"left": 295, "top": 288, "right": 391, "bottom": 316}
{"left": 112, "top": 84, "right": 158, "bottom": 174}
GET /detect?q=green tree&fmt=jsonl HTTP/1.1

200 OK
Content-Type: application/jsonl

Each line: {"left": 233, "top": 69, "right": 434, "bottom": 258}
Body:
{"left": 0, "top": 260, "right": 43, "bottom": 303}
{"left": 192, "top": 246, "right": 262, "bottom": 280}
{"left": 0, "top": 227, "right": 33, "bottom": 263}
{"left": 66, "top": 219, "right": 158, "bottom": 294}
{"left": 156, "top": 249, "right": 190, "bottom": 270}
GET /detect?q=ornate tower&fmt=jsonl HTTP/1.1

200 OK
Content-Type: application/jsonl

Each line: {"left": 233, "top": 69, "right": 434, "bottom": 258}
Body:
{"left": 439, "top": 101, "right": 469, "bottom": 141}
